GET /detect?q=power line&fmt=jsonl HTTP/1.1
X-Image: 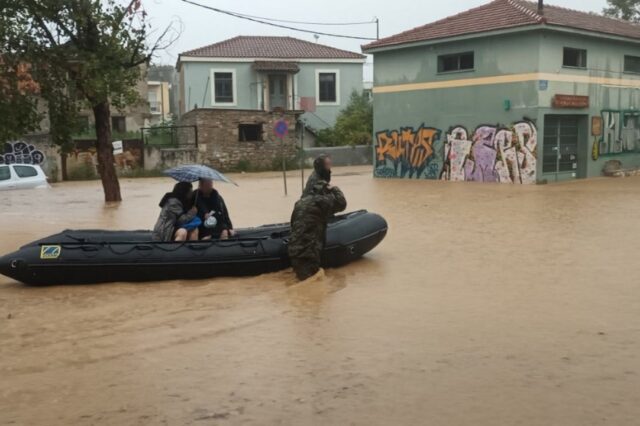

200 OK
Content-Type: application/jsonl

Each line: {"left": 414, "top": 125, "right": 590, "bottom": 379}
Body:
{"left": 223, "top": 11, "right": 375, "bottom": 26}
{"left": 181, "top": 0, "right": 377, "bottom": 41}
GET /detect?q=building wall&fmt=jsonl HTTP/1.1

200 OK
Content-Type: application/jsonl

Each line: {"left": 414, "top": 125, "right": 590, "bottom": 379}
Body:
{"left": 179, "top": 108, "right": 300, "bottom": 171}
{"left": 179, "top": 60, "right": 363, "bottom": 130}
{"left": 371, "top": 29, "right": 640, "bottom": 183}
{"left": 372, "top": 32, "right": 541, "bottom": 183}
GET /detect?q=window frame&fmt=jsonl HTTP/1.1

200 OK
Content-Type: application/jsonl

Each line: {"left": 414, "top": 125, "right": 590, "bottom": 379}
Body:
{"left": 13, "top": 165, "right": 38, "bottom": 178}
{"left": 238, "top": 123, "right": 263, "bottom": 142}
{"left": 210, "top": 69, "right": 237, "bottom": 106}
{"left": 315, "top": 69, "right": 340, "bottom": 106}
{"left": 562, "top": 47, "right": 587, "bottom": 69}
{"left": 624, "top": 55, "right": 640, "bottom": 74}
{"left": 437, "top": 51, "right": 475, "bottom": 74}
{"left": 111, "top": 116, "right": 127, "bottom": 134}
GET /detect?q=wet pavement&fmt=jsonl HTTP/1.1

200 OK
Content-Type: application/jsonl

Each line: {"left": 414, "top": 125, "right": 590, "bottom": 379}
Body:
{"left": 1, "top": 167, "right": 640, "bottom": 425}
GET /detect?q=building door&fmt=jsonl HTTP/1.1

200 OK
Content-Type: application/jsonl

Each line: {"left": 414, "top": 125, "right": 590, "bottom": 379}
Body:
{"left": 269, "top": 75, "right": 287, "bottom": 110}
{"left": 543, "top": 116, "right": 581, "bottom": 180}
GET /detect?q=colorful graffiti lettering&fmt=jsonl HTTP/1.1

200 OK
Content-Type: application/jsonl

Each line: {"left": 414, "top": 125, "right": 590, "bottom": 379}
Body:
{"left": 443, "top": 121, "right": 537, "bottom": 184}
{"left": 375, "top": 120, "right": 537, "bottom": 184}
{"left": 375, "top": 125, "right": 442, "bottom": 178}
{"left": 595, "top": 110, "right": 640, "bottom": 159}
{"left": 0, "top": 141, "right": 46, "bottom": 166}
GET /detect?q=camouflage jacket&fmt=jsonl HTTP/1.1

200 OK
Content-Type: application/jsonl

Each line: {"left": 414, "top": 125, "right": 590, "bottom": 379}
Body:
{"left": 288, "top": 180, "right": 347, "bottom": 260}
{"left": 152, "top": 197, "right": 196, "bottom": 241}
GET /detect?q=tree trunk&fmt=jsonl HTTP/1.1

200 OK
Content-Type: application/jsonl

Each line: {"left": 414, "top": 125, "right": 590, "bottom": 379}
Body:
{"left": 92, "top": 101, "right": 121, "bottom": 202}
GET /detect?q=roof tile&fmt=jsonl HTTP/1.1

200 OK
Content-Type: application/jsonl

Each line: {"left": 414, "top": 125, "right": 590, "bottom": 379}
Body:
{"left": 363, "top": 0, "right": 640, "bottom": 50}
{"left": 181, "top": 36, "right": 365, "bottom": 59}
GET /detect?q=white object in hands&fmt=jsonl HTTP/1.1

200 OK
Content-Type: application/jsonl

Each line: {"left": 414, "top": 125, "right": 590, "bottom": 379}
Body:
{"left": 204, "top": 211, "right": 218, "bottom": 229}
{"left": 0, "top": 164, "right": 49, "bottom": 191}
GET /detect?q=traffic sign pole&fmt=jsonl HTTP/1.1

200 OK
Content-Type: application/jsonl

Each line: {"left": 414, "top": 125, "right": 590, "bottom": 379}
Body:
{"left": 274, "top": 119, "right": 289, "bottom": 196}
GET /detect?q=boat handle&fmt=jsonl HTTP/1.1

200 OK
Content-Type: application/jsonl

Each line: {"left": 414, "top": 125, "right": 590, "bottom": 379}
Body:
{"left": 135, "top": 244, "right": 154, "bottom": 251}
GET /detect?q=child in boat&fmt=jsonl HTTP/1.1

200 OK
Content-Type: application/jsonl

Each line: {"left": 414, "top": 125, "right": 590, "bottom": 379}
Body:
{"left": 152, "top": 182, "right": 200, "bottom": 241}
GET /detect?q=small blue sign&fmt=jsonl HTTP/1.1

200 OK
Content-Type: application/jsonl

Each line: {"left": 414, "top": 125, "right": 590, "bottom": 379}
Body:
{"left": 274, "top": 120, "right": 289, "bottom": 138}
{"left": 539, "top": 80, "right": 549, "bottom": 91}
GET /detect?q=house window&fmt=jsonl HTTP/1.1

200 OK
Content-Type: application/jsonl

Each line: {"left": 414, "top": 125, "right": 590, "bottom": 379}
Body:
{"left": 76, "top": 116, "right": 90, "bottom": 132}
{"left": 438, "top": 52, "right": 474, "bottom": 73}
{"left": 563, "top": 48, "right": 587, "bottom": 68}
{"left": 111, "top": 116, "right": 126, "bottom": 134}
{"left": 624, "top": 55, "right": 640, "bottom": 74}
{"left": 316, "top": 70, "right": 340, "bottom": 104}
{"left": 213, "top": 71, "right": 234, "bottom": 104}
{"left": 238, "top": 124, "right": 263, "bottom": 142}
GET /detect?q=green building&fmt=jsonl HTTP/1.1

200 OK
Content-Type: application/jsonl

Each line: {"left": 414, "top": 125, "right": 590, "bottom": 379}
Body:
{"left": 363, "top": 0, "right": 640, "bottom": 183}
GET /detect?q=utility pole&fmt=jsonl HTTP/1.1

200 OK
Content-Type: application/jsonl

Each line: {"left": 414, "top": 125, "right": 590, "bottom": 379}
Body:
{"left": 375, "top": 17, "right": 379, "bottom": 39}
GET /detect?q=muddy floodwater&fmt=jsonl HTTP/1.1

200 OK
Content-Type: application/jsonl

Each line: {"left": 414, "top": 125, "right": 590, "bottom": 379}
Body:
{"left": 2, "top": 166, "right": 640, "bottom": 425}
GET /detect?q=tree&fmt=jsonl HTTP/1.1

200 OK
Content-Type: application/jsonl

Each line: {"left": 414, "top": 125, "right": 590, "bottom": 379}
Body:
{"left": 603, "top": 0, "right": 640, "bottom": 22}
{"left": 2, "top": 0, "right": 175, "bottom": 201}
{"left": 316, "top": 90, "right": 373, "bottom": 147}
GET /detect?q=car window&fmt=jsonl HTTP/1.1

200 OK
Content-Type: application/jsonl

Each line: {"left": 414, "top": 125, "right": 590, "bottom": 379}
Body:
{"left": 13, "top": 165, "right": 38, "bottom": 178}
{"left": 0, "top": 166, "right": 10, "bottom": 181}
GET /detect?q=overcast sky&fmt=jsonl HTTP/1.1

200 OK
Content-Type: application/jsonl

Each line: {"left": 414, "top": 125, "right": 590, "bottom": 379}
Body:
{"left": 146, "top": 0, "right": 607, "bottom": 76}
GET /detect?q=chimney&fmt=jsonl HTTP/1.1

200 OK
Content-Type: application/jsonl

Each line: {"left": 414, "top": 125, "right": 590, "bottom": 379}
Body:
{"left": 538, "top": 0, "right": 544, "bottom": 14}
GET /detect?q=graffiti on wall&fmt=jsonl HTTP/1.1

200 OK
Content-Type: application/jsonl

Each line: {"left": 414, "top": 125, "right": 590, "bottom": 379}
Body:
{"left": 592, "top": 110, "right": 640, "bottom": 160}
{"left": 1, "top": 141, "right": 46, "bottom": 165}
{"left": 375, "top": 120, "right": 537, "bottom": 184}
{"left": 375, "top": 125, "right": 442, "bottom": 179}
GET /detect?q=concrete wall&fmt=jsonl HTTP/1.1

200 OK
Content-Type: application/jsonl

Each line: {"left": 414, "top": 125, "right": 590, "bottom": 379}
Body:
{"left": 371, "top": 29, "right": 640, "bottom": 183}
{"left": 180, "top": 108, "right": 300, "bottom": 171}
{"left": 303, "top": 145, "right": 372, "bottom": 167}
{"left": 144, "top": 146, "right": 198, "bottom": 171}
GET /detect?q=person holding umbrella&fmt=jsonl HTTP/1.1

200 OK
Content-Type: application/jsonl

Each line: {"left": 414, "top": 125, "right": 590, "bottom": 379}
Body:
{"left": 163, "top": 164, "right": 237, "bottom": 240}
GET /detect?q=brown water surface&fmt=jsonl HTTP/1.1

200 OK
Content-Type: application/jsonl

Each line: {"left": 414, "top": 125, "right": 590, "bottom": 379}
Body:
{"left": 1, "top": 167, "right": 640, "bottom": 425}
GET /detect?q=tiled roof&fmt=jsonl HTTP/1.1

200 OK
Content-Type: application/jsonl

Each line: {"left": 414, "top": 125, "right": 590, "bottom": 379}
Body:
{"left": 363, "top": 0, "right": 640, "bottom": 51}
{"left": 181, "top": 36, "right": 365, "bottom": 59}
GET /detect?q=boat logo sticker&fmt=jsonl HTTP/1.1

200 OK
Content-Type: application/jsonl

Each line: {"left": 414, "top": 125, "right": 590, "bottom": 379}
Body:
{"left": 40, "top": 245, "right": 61, "bottom": 259}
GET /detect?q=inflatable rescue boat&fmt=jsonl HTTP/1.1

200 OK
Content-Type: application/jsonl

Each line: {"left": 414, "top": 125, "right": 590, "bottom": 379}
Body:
{"left": 0, "top": 210, "right": 387, "bottom": 285}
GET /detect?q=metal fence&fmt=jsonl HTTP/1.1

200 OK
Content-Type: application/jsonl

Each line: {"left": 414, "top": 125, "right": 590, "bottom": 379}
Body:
{"left": 140, "top": 125, "right": 198, "bottom": 148}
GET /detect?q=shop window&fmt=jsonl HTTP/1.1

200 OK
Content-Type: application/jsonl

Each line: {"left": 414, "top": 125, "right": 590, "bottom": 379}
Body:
{"left": 238, "top": 124, "right": 262, "bottom": 142}
{"left": 563, "top": 48, "right": 587, "bottom": 68}
{"left": 624, "top": 55, "right": 640, "bottom": 74}
{"left": 438, "top": 52, "right": 474, "bottom": 73}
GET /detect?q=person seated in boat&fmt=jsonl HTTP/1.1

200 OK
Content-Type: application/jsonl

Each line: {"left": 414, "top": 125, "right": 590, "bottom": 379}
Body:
{"left": 152, "top": 182, "right": 200, "bottom": 242}
{"left": 193, "top": 178, "right": 235, "bottom": 240}
{"left": 303, "top": 154, "right": 332, "bottom": 196}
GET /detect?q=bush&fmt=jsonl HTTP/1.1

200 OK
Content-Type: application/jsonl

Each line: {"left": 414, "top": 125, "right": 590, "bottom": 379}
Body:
{"left": 316, "top": 90, "right": 372, "bottom": 147}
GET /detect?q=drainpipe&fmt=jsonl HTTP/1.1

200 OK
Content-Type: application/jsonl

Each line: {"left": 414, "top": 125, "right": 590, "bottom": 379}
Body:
{"left": 538, "top": 0, "right": 544, "bottom": 14}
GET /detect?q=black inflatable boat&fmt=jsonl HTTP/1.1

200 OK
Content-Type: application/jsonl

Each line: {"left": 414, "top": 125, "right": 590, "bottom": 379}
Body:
{"left": 0, "top": 210, "right": 387, "bottom": 285}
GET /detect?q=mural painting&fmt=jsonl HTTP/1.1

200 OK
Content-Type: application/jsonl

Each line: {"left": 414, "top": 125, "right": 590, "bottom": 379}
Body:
{"left": 375, "top": 121, "right": 537, "bottom": 184}
{"left": 1, "top": 141, "right": 46, "bottom": 165}
{"left": 592, "top": 110, "right": 640, "bottom": 160}
{"left": 374, "top": 125, "right": 442, "bottom": 179}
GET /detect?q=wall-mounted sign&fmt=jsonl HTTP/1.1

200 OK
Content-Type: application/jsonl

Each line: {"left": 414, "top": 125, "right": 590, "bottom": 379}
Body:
{"left": 552, "top": 95, "right": 589, "bottom": 109}
{"left": 112, "top": 140, "right": 123, "bottom": 155}
{"left": 591, "top": 116, "right": 603, "bottom": 136}
{"left": 539, "top": 80, "right": 549, "bottom": 91}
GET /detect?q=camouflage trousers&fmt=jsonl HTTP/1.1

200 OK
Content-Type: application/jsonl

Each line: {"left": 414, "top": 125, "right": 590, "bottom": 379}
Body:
{"left": 290, "top": 256, "right": 321, "bottom": 281}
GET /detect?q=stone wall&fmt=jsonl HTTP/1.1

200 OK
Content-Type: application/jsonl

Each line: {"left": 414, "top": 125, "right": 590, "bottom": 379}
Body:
{"left": 180, "top": 108, "right": 301, "bottom": 171}
{"left": 144, "top": 146, "right": 198, "bottom": 171}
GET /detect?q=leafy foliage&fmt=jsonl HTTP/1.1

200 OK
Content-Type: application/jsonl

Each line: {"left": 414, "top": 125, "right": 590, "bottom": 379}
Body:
{"left": 0, "top": 0, "right": 176, "bottom": 201}
{"left": 603, "top": 0, "right": 640, "bottom": 22}
{"left": 316, "top": 90, "right": 372, "bottom": 147}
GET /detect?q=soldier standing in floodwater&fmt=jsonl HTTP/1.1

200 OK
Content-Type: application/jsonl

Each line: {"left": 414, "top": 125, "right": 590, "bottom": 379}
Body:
{"left": 303, "top": 154, "right": 332, "bottom": 196}
{"left": 289, "top": 156, "right": 346, "bottom": 280}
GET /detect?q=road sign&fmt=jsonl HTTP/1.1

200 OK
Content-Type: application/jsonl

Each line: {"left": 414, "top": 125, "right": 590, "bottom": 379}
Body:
{"left": 274, "top": 120, "right": 289, "bottom": 138}
{"left": 112, "top": 140, "right": 123, "bottom": 155}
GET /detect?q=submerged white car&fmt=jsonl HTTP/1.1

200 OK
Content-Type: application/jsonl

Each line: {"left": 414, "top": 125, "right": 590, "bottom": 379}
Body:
{"left": 0, "top": 164, "right": 49, "bottom": 191}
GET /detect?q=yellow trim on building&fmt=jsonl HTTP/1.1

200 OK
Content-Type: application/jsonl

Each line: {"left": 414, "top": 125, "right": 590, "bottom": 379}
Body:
{"left": 372, "top": 72, "right": 640, "bottom": 94}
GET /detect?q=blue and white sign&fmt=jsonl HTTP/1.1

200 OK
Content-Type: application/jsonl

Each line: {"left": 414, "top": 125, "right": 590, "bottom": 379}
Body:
{"left": 538, "top": 80, "right": 549, "bottom": 91}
